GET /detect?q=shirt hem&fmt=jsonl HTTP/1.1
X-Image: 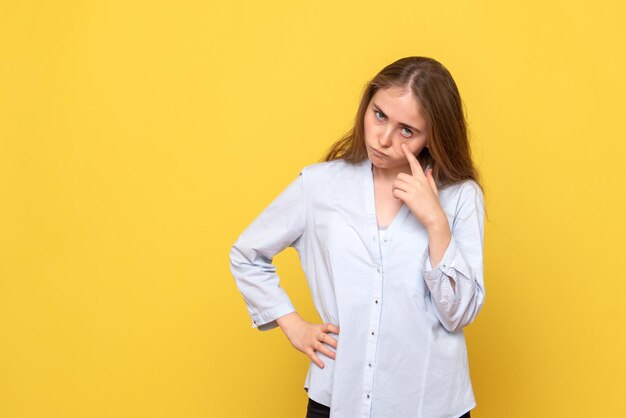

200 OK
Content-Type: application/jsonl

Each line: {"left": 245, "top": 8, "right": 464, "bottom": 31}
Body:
{"left": 450, "top": 401, "right": 476, "bottom": 418}
{"left": 303, "top": 384, "right": 331, "bottom": 408}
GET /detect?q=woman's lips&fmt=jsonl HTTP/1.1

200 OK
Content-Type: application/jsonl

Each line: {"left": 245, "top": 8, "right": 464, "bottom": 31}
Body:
{"left": 371, "top": 148, "right": 387, "bottom": 157}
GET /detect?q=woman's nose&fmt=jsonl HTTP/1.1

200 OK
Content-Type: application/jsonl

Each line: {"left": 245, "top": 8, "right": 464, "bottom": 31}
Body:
{"left": 378, "top": 126, "right": 393, "bottom": 147}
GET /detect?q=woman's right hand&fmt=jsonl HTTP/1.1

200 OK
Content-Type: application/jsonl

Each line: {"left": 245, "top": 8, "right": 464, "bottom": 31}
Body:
{"left": 276, "top": 312, "right": 340, "bottom": 368}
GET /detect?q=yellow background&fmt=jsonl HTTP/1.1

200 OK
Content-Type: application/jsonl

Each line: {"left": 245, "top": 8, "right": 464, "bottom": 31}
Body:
{"left": 1, "top": 1, "right": 625, "bottom": 417}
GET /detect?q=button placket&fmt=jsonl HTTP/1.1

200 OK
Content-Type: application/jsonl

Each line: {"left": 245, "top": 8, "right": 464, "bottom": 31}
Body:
{"left": 364, "top": 256, "right": 383, "bottom": 412}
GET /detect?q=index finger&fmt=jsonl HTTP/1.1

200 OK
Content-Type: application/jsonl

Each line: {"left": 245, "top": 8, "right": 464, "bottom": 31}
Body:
{"left": 401, "top": 143, "right": 424, "bottom": 177}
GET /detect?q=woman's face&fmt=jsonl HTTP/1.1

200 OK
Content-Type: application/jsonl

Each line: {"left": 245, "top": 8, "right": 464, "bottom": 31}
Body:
{"left": 363, "top": 86, "right": 430, "bottom": 172}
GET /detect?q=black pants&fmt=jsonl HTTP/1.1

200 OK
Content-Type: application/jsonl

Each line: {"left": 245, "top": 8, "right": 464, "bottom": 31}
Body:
{"left": 306, "top": 397, "right": 471, "bottom": 418}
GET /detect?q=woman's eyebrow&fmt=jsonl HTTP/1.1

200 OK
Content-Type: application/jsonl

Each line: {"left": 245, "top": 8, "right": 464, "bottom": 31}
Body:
{"left": 372, "top": 102, "right": 421, "bottom": 132}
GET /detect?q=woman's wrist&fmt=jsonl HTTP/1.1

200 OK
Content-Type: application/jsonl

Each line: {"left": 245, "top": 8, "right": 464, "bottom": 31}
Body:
{"left": 425, "top": 210, "right": 450, "bottom": 235}
{"left": 276, "top": 311, "right": 303, "bottom": 331}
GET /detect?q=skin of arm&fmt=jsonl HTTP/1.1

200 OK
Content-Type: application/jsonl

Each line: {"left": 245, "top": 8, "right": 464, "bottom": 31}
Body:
{"left": 276, "top": 311, "right": 303, "bottom": 330}
{"left": 425, "top": 213, "right": 455, "bottom": 293}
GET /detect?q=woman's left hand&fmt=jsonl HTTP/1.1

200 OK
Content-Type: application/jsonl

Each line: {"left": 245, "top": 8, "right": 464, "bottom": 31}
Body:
{"left": 392, "top": 143, "right": 446, "bottom": 230}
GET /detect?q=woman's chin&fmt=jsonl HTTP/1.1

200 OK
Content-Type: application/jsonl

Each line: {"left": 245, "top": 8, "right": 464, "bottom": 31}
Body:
{"left": 368, "top": 154, "right": 387, "bottom": 166}
{"left": 369, "top": 157, "right": 390, "bottom": 168}
{"left": 369, "top": 158, "right": 406, "bottom": 172}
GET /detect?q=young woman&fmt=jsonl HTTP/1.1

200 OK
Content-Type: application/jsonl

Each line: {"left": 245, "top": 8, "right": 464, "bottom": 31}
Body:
{"left": 229, "top": 56, "right": 486, "bottom": 418}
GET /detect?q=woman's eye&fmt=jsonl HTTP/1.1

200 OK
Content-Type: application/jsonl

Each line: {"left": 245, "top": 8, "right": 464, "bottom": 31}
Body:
{"left": 373, "top": 109, "right": 413, "bottom": 137}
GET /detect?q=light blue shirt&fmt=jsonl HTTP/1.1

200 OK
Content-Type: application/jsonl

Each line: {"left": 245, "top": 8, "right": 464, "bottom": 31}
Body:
{"left": 229, "top": 158, "right": 486, "bottom": 418}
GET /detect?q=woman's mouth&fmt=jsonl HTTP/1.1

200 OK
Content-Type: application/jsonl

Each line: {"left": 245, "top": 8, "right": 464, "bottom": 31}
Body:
{"left": 371, "top": 148, "right": 386, "bottom": 157}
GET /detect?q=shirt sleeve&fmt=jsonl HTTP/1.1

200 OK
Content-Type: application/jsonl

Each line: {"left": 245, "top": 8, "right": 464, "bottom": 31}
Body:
{"left": 229, "top": 170, "right": 307, "bottom": 331}
{"left": 420, "top": 181, "right": 486, "bottom": 332}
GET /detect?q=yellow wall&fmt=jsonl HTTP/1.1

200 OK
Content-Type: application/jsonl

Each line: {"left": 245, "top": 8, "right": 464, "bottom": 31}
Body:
{"left": 1, "top": 1, "right": 624, "bottom": 417}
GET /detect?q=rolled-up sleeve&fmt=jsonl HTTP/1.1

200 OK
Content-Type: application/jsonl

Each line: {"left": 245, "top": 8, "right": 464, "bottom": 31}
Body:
{"left": 229, "top": 170, "right": 307, "bottom": 331}
{"left": 420, "top": 181, "right": 486, "bottom": 332}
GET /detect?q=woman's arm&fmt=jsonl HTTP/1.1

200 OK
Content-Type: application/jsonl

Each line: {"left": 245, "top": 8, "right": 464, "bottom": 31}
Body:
{"left": 229, "top": 170, "right": 341, "bottom": 367}
{"left": 420, "top": 181, "right": 486, "bottom": 332}
{"left": 229, "top": 171, "right": 306, "bottom": 331}
{"left": 425, "top": 222, "right": 454, "bottom": 291}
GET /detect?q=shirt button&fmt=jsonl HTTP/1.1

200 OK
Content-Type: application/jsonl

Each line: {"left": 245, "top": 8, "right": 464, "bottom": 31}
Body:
{"left": 376, "top": 268, "right": 381, "bottom": 273}
{"left": 368, "top": 362, "right": 373, "bottom": 367}
{"left": 371, "top": 331, "right": 375, "bottom": 336}
{"left": 374, "top": 299, "right": 379, "bottom": 304}
{"left": 367, "top": 394, "right": 371, "bottom": 399}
